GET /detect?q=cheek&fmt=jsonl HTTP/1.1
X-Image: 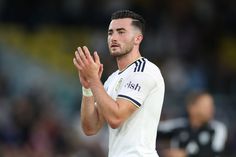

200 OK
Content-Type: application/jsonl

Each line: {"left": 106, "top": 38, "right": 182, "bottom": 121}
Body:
{"left": 107, "top": 36, "right": 111, "bottom": 43}
{"left": 123, "top": 36, "right": 134, "bottom": 45}
{"left": 201, "top": 105, "right": 213, "bottom": 118}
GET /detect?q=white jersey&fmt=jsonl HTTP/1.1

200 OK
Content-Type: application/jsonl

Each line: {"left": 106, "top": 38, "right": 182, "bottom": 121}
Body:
{"left": 104, "top": 57, "right": 165, "bottom": 157}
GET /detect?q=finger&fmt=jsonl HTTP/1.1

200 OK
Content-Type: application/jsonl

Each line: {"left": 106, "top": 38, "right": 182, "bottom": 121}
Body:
{"left": 100, "top": 64, "right": 104, "bottom": 71}
{"left": 98, "top": 64, "right": 103, "bottom": 78}
{"left": 82, "top": 46, "right": 94, "bottom": 62}
{"left": 75, "top": 51, "right": 85, "bottom": 67}
{"left": 93, "top": 51, "right": 100, "bottom": 64}
{"left": 73, "top": 58, "right": 82, "bottom": 70}
{"left": 77, "top": 47, "right": 87, "bottom": 63}
{"left": 100, "top": 64, "right": 104, "bottom": 73}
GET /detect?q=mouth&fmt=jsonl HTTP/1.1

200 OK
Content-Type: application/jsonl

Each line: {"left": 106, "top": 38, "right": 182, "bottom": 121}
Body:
{"left": 110, "top": 44, "right": 120, "bottom": 48}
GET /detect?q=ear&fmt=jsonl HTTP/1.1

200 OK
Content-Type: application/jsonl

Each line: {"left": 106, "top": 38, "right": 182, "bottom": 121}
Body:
{"left": 134, "top": 34, "right": 143, "bottom": 45}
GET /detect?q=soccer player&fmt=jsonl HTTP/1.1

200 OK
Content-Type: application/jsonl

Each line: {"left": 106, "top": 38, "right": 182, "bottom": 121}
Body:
{"left": 157, "top": 92, "right": 227, "bottom": 157}
{"left": 73, "top": 10, "right": 165, "bottom": 157}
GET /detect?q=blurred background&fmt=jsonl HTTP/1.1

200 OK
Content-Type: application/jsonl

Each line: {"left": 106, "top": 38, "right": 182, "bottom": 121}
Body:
{"left": 0, "top": 0, "right": 235, "bottom": 156}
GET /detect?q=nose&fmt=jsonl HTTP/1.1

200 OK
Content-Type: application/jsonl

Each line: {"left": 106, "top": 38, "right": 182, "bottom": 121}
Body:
{"left": 110, "top": 32, "right": 118, "bottom": 42}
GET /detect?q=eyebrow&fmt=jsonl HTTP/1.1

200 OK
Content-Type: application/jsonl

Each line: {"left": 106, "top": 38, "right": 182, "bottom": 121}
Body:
{"left": 108, "top": 28, "right": 126, "bottom": 32}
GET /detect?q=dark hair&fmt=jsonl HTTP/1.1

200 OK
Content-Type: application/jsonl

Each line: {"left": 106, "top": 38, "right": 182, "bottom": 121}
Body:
{"left": 186, "top": 91, "right": 211, "bottom": 106}
{"left": 111, "top": 10, "right": 145, "bottom": 35}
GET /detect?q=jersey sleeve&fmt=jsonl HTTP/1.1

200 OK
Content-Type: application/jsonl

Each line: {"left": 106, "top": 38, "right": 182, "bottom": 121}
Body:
{"left": 211, "top": 121, "right": 228, "bottom": 155}
{"left": 117, "top": 72, "right": 156, "bottom": 108}
{"left": 158, "top": 118, "right": 188, "bottom": 133}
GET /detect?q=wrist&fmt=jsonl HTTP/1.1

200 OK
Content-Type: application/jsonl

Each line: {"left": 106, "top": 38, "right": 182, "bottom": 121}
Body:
{"left": 82, "top": 86, "right": 93, "bottom": 97}
{"left": 88, "top": 77, "right": 101, "bottom": 88}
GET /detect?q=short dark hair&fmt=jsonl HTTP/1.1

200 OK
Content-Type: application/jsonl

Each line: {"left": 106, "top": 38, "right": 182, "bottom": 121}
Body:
{"left": 186, "top": 91, "right": 211, "bottom": 106}
{"left": 111, "top": 10, "right": 145, "bottom": 35}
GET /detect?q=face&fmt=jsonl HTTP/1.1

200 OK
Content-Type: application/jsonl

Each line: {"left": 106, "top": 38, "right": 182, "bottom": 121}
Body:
{"left": 189, "top": 94, "right": 215, "bottom": 123}
{"left": 107, "top": 18, "right": 140, "bottom": 57}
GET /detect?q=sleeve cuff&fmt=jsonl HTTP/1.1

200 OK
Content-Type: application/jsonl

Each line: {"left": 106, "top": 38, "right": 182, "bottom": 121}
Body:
{"left": 117, "top": 94, "right": 141, "bottom": 108}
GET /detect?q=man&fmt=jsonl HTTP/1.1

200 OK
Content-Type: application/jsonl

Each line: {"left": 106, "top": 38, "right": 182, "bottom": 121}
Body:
{"left": 157, "top": 92, "right": 227, "bottom": 157}
{"left": 73, "top": 10, "right": 165, "bottom": 157}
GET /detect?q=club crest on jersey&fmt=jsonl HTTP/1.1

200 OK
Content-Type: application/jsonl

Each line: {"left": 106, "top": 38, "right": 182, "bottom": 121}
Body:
{"left": 125, "top": 81, "right": 141, "bottom": 91}
{"left": 115, "top": 78, "right": 123, "bottom": 92}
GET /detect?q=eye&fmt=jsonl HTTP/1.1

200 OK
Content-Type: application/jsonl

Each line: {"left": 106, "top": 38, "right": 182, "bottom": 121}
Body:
{"left": 108, "top": 31, "right": 112, "bottom": 36}
{"left": 118, "top": 31, "right": 125, "bottom": 34}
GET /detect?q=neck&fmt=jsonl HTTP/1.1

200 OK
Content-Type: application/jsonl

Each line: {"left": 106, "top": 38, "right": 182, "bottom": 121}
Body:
{"left": 116, "top": 50, "right": 141, "bottom": 71}
{"left": 189, "top": 116, "right": 204, "bottom": 129}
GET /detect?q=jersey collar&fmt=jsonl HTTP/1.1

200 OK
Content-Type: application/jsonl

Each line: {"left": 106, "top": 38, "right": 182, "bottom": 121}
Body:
{"left": 118, "top": 57, "right": 144, "bottom": 75}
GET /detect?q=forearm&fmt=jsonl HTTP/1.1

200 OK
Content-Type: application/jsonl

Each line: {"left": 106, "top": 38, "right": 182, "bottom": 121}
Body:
{"left": 89, "top": 79, "right": 121, "bottom": 128}
{"left": 74, "top": 46, "right": 126, "bottom": 128}
{"left": 80, "top": 95, "right": 104, "bottom": 135}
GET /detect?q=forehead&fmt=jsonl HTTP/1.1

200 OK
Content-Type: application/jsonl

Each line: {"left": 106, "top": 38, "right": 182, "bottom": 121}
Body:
{"left": 193, "top": 95, "right": 214, "bottom": 107}
{"left": 108, "top": 18, "right": 133, "bottom": 30}
{"left": 198, "top": 95, "right": 213, "bottom": 102}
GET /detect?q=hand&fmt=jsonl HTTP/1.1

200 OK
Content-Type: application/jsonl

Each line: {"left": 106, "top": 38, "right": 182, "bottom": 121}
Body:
{"left": 164, "top": 148, "right": 187, "bottom": 157}
{"left": 75, "top": 64, "right": 103, "bottom": 89}
{"left": 77, "top": 71, "right": 90, "bottom": 89}
{"left": 73, "top": 46, "right": 103, "bottom": 87}
{"left": 98, "top": 63, "right": 104, "bottom": 79}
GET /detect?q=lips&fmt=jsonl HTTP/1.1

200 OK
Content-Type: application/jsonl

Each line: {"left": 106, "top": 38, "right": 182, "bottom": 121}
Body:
{"left": 110, "top": 43, "right": 120, "bottom": 48}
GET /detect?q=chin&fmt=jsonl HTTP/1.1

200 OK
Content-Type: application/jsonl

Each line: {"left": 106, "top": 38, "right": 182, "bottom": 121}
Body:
{"left": 109, "top": 49, "right": 129, "bottom": 57}
{"left": 110, "top": 50, "right": 121, "bottom": 56}
{"left": 111, "top": 53, "right": 129, "bottom": 58}
{"left": 111, "top": 53, "right": 121, "bottom": 57}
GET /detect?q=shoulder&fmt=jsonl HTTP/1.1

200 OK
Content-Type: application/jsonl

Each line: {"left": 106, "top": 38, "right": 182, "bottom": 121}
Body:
{"left": 159, "top": 118, "right": 189, "bottom": 131}
{"left": 209, "top": 120, "right": 227, "bottom": 132}
{"left": 142, "top": 58, "right": 165, "bottom": 89}
{"left": 124, "top": 58, "right": 165, "bottom": 92}
{"left": 208, "top": 120, "right": 228, "bottom": 152}
{"left": 131, "top": 58, "right": 163, "bottom": 80}
{"left": 143, "top": 58, "right": 163, "bottom": 80}
{"left": 133, "top": 58, "right": 161, "bottom": 72}
{"left": 104, "top": 70, "right": 119, "bottom": 87}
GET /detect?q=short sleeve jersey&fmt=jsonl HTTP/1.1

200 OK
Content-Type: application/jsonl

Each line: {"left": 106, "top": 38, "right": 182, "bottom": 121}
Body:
{"left": 104, "top": 57, "right": 165, "bottom": 157}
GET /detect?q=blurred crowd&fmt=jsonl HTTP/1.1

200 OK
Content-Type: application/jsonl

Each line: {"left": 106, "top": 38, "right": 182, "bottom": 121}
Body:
{"left": 0, "top": 0, "right": 235, "bottom": 157}
{"left": 0, "top": 49, "right": 109, "bottom": 157}
{"left": 0, "top": 62, "right": 107, "bottom": 157}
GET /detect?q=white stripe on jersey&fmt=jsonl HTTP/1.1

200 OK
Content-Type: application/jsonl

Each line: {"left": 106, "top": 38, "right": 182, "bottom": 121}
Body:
{"left": 210, "top": 121, "right": 227, "bottom": 152}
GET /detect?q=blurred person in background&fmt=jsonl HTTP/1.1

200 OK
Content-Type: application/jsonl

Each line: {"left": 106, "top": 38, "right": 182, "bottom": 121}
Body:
{"left": 157, "top": 91, "right": 227, "bottom": 157}
{"left": 73, "top": 10, "right": 165, "bottom": 157}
